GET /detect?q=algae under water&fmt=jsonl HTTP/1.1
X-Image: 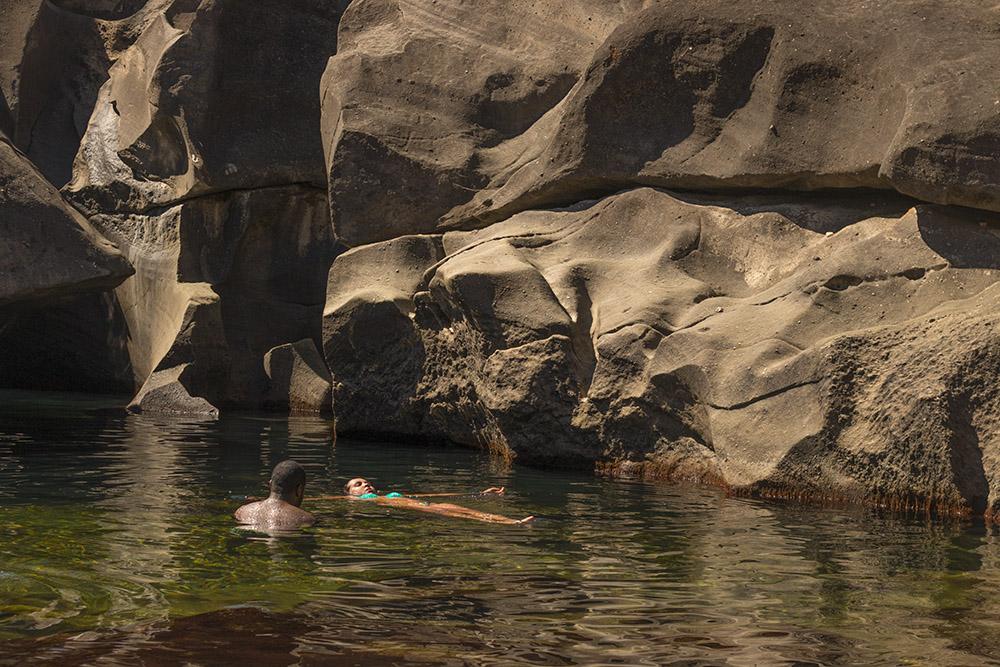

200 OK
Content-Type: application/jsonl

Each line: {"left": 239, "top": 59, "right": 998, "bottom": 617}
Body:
{"left": 2, "top": 390, "right": 1000, "bottom": 665}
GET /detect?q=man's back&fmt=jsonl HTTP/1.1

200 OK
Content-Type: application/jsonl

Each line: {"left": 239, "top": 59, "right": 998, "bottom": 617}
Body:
{"left": 234, "top": 497, "right": 315, "bottom": 530}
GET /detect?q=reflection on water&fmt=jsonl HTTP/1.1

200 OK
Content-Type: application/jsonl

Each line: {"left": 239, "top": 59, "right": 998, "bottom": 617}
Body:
{"left": 2, "top": 391, "right": 1000, "bottom": 666}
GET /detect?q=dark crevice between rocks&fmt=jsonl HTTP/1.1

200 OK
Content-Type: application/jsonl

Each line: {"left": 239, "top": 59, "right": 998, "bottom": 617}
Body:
{"left": 68, "top": 181, "right": 329, "bottom": 219}
{"left": 443, "top": 173, "right": 928, "bottom": 234}
{"left": 704, "top": 378, "right": 820, "bottom": 411}
{"left": 812, "top": 263, "right": 948, "bottom": 293}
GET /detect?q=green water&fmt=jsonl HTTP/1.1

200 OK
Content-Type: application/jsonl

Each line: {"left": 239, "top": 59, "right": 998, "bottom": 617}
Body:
{"left": 2, "top": 391, "right": 1000, "bottom": 665}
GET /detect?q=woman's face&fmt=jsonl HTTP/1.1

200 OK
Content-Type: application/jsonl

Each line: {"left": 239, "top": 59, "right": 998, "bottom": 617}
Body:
{"left": 346, "top": 477, "right": 376, "bottom": 496}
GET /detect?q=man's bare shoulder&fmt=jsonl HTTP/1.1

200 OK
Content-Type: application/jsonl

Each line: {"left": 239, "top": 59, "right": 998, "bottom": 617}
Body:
{"left": 235, "top": 498, "right": 314, "bottom": 528}
{"left": 234, "top": 499, "right": 266, "bottom": 522}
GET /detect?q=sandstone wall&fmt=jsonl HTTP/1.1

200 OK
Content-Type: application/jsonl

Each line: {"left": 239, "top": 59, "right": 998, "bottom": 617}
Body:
{"left": 3, "top": 0, "right": 1000, "bottom": 515}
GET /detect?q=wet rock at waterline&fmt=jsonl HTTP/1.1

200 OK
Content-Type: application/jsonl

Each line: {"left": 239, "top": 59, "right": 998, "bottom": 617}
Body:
{"left": 263, "top": 339, "right": 334, "bottom": 416}
{"left": 323, "top": 188, "right": 1000, "bottom": 517}
{"left": 128, "top": 363, "right": 219, "bottom": 417}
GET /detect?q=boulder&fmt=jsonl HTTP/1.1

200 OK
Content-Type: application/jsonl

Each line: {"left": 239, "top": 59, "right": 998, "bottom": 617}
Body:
{"left": 320, "top": 0, "right": 648, "bottom": 246}
{"left": 452, "top": 0, "right": 1000, "bottom": 224}
{"left": 127, "top": 363, "right": 219, "bottom": 416}
{"left": 323, "top": 187, "right": 1000, "bottom": 515}
{"left": 263, "top": 339, "right": 334, "bottom": 415}
{"left": 65, "top": 0, "right": 347, "bottom": 214}
{"left": 322, "top": 0, "right": 1000, "bottom": 245}
{"left": 322, "top": 234, "right": 444, "bottom": 432}
{"left": 0, "top": 139, "right": 132, "bottom": 308}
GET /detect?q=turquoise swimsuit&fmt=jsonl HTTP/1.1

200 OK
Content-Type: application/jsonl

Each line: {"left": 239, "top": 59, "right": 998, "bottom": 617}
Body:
{"left": 359, "top": 492, "right": 403, "bottom": 499}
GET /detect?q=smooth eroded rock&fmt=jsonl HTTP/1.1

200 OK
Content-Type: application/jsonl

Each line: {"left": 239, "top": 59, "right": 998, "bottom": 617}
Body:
{"left": 0, "top": 139, "right": 133, "bottom": 308}
{"left": 66, "top": 0, "right": 347, "bottom": 214}
{"left": 93, "top": 185, "right": 336, "bottom": 412}
{"left": 323, "top": 187, "right": 1000, "bottom": 515}
{"left": 263, "top": 339, "right": 333, "bottom": 415}
{"left": 322, "top": 0, "right": 1000, "bottom": 244}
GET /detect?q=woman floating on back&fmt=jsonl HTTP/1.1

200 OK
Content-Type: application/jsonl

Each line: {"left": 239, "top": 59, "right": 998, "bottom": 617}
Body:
{"left": 328, "top": 477, "right": 534, "bottom": 525}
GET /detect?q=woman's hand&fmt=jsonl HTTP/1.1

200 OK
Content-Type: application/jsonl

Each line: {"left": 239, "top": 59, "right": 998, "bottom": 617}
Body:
{"left": 480, "top": 486, "right": 506, "bottom": 496}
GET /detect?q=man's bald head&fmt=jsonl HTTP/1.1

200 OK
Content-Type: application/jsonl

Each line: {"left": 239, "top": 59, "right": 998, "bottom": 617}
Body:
{"left": 270, "top": 460, "right": 306, "bottom": 505}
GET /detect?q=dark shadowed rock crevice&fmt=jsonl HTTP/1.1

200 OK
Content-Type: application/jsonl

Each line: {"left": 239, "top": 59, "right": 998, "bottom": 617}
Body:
{"left": 1, "top": 0, "right": 350, "bottom": 406}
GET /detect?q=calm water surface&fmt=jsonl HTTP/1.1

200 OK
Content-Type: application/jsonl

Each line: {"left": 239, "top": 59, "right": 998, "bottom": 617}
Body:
{"left": 2, "top": 391, "right": 1000, "bottom": 665}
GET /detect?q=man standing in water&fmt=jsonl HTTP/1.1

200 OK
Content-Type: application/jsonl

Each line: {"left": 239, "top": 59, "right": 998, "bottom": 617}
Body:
{"left": 332, "top": 477, "right": 534, "bottom": 524}
{"left": 234, "top": 460, "right": 315, "bottom": 529}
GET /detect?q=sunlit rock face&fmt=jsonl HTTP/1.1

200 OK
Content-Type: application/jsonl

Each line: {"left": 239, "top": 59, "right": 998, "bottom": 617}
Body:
{"left": 322, "top": 0, "right": 1000, "bottom": 243}
{"left": 314, "top": 0, "right": 1000, "bottom": 515}
{"left": 4, "top": 0, "right": 1000, "bottom": 515}
{"left": 323, "top": 188, "right": 1000, "bottom": 516}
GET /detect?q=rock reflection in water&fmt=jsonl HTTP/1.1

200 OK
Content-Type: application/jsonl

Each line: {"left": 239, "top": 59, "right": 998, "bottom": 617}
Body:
{"left": 1, "top": 390, "right": 1000, "bottom": 666}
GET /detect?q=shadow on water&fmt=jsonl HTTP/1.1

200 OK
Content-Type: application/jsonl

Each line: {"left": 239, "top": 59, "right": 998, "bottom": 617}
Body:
{"left": 3, "top": 390, "right": 1000, "bottom": 665}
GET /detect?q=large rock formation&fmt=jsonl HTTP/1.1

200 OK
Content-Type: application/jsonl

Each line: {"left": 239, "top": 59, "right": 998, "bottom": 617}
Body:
{"left": 0, "top": 0, "right": 170, "bottom": 393}
{"left": 323, "top": 188, "right": 1000, "bottom": 515}
{"left": 0, "top": 0, "right": 346, "bottom": 407}
{"left": 320, "top": 0, "right": 650, "bottom": 246}
{"left": 312, "top": 0, "right": 1000, "bottom": 517}
{"left": 0, "top": 139, "right": 131, "bottom": 307}
{"left": 91, "top": 185, "right": 335, "bottom": 409}
{"left": 66, "top": 0, "right": 347, "bottom": 215}
{"left": 324, "top": 0, "right": 1000, "bottom": 241}
{"left": 0, "top": 134, "right": 133, "bottom": 389}
{"left": 3, "top": 0, "right": 1000, "bottom": 517}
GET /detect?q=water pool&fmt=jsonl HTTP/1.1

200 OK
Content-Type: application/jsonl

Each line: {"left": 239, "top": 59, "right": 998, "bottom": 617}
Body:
{"left": 1, "top": 391, "right": 999, "bottom": 665}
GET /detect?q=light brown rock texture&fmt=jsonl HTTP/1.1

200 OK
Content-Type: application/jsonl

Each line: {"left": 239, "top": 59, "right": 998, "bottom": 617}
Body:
{"left": 1, "top": 0, "right": 344, "bottom": 405}
{"left": 3, "top": 0, "right": 1000, "bottom": 516}
{"left": 318, "top": 0, "right": 1000, "bottom": 518}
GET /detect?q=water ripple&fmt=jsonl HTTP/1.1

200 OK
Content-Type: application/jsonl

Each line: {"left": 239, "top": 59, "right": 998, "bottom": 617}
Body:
{"left": 3, "top": 390, "right": 1000, "bottom": 665}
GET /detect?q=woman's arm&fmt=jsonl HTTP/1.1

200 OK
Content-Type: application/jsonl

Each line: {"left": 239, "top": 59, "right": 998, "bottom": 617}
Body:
{"left": 407, "top": 487, "right": 506, "bottom": 498}
{"left": 312, "top": 487, "right": 505, "bottom": 501}
{"left": 382, "top": 497, "right": 533, "bottom": 524}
